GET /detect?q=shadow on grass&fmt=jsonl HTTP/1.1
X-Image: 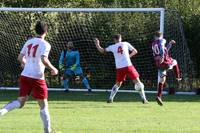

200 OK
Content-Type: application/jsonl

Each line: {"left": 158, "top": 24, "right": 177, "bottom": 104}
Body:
{"left": 0, "top": 90, "right": 199, "bottom": 103}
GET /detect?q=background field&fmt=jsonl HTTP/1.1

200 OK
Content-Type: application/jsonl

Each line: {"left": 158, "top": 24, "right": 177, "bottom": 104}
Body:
{"left": 0, "top": 90, "right": 199, "bottom": 133}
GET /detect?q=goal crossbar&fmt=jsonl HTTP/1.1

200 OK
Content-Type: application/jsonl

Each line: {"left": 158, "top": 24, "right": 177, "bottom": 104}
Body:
{"left": 0, "top": 7, "right": 164, "bottom": 12}
{"left": 0, "top": 7, "right": 165, "bottom": 36}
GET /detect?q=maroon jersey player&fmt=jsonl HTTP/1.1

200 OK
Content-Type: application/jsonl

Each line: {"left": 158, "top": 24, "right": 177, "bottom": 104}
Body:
{"left": 151, "top": 31, "right": 181, "bottom": 106}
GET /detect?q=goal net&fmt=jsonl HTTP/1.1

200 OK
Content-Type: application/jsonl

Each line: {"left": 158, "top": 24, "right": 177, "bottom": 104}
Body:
{"left": 0, "top": 8, "right": 194, "bottom": 91}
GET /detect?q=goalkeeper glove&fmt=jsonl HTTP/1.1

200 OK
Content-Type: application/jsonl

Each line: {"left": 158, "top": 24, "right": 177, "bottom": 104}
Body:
{"left": 70, "top": 64, "right": 77, "bottom": 71}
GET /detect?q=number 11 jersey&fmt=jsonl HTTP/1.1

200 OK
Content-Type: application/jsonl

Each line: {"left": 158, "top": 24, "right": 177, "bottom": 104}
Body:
{"left": 20, "top": 37, "right": 51, "bottom": 80}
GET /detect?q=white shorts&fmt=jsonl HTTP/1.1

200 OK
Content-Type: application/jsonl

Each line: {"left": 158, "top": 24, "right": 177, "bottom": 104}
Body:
{"left": 157, "top": 59, "right": 177, "bottom": 82}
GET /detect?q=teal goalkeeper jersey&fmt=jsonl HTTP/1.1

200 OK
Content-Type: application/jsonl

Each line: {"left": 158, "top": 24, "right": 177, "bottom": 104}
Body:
{"left": 59, "top": 50, "right": 81, "bottom": 69}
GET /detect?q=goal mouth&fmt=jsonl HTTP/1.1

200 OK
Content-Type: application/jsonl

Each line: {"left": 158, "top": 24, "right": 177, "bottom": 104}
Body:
{"left": 0, "top": 8, "right": 194, "bottom": 91}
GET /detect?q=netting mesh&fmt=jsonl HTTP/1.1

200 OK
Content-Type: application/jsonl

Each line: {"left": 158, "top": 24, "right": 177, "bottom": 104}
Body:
{"left": 0, "top": 9, "right": 194, "bottom": 90}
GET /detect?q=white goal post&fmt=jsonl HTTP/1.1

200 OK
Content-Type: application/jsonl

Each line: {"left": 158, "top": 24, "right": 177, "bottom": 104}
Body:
{"left": 0, "top": 7, "right": 165, "bottom": 33}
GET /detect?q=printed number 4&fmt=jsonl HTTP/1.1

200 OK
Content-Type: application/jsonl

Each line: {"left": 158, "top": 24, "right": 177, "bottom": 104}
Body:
{"left": 27, "top": 44, "right": 39, "bottom": 57}
{"left": 117, "top": 46, "right": 123, "bottom": 54}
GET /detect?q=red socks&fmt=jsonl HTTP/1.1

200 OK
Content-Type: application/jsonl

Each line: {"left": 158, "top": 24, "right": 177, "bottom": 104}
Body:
{"left": 157, "top": 64, "right": 180, "bottom": 98}
{"left": 173, "top": 64, "right": 180, "bottom": 79}
{"left": 157, "top": 83, "right": 164, "bottom": 98}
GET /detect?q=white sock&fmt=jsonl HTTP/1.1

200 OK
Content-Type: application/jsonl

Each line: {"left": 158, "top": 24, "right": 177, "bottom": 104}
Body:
{"left": 109, "top": 84, "right": 120, "bottom": 100}
{"left": 40, "top": 107, "right": 51, "bottom": 133}
{"left": 139, "top": 88, "right": 147, "bottom": 101}
{"left": 0, "top": 100, "right": 21, "bottom": 116}
{"left": 135, "top": 82, "right": 147, "bottom": 101}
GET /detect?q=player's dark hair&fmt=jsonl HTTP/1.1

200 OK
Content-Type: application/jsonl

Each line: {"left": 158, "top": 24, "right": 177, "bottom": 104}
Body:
{"left": 35, "top": 21, "right": 48, "bottom": 35}
{"left": 112, "top": 34, "right": 122, "bottom": 41}
{"left": 26, "top": 35, "right": 33, "bottom": 40}
{"left": 154, "top": 31, "right": 163, "bottom": 37}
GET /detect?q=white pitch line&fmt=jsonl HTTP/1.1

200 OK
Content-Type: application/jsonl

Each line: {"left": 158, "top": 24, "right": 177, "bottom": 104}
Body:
{"left": 0, "top": 87, "right": 196, "bottom": 95}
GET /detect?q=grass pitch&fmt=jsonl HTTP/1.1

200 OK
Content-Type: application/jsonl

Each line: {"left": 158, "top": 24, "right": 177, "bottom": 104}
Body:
{"left": 0, "top": 90, "right": 200, "bottom": 133}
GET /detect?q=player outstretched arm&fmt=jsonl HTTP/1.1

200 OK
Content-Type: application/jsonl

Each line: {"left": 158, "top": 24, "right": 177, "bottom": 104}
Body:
{"left": 166, "top": 40, "right": 176, "bottom": 51}
{"left": 94, "top": 38, "right": 106, "bottom": 54}
{"left": 41, "top": 55, "right": 58, "bottom": 75}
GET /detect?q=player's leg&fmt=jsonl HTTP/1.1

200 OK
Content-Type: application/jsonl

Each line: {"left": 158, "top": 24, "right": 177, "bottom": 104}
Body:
{"left": 127, "top": 66, "right": 148, "bottom": 103}
{"left": 107, "top": 81, "right": 122, "bottom": 103}
{"left": 33, "top": 79, "right": 51, "bottom": 133}
{"left": 107, "top": 68, "right": 126, "bottom": 103}
{"left": 63, "top": 76, "right": 70, "bottom": 92}
{"left": 156, "top": 69, "right": 167, "bottom": 106}
{"left": 38, "top": 99, "right": 51, "bottom": 133}
{"left": 0, "top": 76, "right": 31, "bottom": 116}
{"left": 0, "top": 96, "right": 27, "bottom": 116}
{"left": 63, "top": 69, "right": 73, "bottom": 92}
{"left": 132, "top": 78, "right": 148, "bottom": 104}
{"left": 75, "top": 67, "right": 92, "bottom": 92}
{"left": 81, "top": 75, "right": 92, "bottom": 92}
{"left": 171, "top": 59, "right": 181, "bottom": 81}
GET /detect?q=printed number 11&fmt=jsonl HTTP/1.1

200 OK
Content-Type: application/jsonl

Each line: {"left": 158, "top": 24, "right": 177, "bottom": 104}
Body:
{"left": 27, "top": 44, "right": 39, "bottom": 57}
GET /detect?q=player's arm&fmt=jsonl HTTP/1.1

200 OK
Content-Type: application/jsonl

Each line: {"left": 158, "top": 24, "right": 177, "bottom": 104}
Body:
{"left": 75, "top": 51, "right": 80, "bottom": 66}
{"left": 41, "top": 44, "right": 58, "bottom": 75}
{"left": 58, "top": 50, "right": 65, "bottom": 69}
{"left": 159, "top": 39, "right": 166, "bottom": 63}
{"left": 42, "top": 56, "right": 58, "bottom": 75}
{"left": 166, "top": 40, "right": 176, "bottom": 51}
{"left": 17, "top": 53, "right": 26, "bottom": 68}
{"left": 18, "top": 43, "right": 26, "bottom": 68}
{"left": 127, "top": 42, "right": 138, "bottom": 58}
{"left": 94, "top": 38, "right": 106, "bottom": 54}
{"left": 71, "top": 51, "right": 80, "bottom": 71}
{"left": 129, "top": 49, "right": 138, "bottom": 58}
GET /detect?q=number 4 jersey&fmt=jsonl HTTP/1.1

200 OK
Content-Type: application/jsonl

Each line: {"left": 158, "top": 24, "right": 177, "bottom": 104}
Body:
{"left": 105, "top": 42, "right": 135, "bottom": 69}
{"left": 20, "top": 37, "right": 51, "bottom": 80}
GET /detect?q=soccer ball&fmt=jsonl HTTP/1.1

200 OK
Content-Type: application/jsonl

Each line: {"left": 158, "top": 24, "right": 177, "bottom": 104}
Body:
{"left": 135, "top": 82, "right": 144, "bottom": 91}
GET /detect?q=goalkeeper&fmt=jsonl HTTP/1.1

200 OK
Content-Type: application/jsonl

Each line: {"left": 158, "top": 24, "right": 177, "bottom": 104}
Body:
{"left": 59, "top": 41, "right": 92, "bottom": 92}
